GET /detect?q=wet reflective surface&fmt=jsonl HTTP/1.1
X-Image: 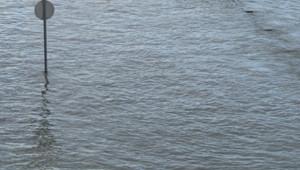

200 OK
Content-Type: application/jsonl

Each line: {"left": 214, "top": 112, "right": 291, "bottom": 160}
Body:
{"left": 1, "top": 0, "right": 300, "bottom": 169}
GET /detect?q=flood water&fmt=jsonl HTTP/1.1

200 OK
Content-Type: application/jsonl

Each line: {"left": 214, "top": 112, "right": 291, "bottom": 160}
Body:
{"left": 1, "top": 0, "right": 300, "bottom": 169}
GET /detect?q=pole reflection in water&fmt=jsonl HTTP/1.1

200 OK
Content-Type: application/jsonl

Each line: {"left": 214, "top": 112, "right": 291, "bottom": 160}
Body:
{"left": 28, "top": 73, "right": 56, "bottom": 169}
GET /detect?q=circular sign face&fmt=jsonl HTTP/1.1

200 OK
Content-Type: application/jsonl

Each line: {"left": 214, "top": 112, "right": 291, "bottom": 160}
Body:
{"left": 35, "top": 0, "right": 55, "bottom": 20}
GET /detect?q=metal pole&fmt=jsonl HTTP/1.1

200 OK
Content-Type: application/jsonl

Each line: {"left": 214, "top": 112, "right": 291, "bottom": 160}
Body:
{"left": 42, "top": 0, "right": 48, "bottom": 73}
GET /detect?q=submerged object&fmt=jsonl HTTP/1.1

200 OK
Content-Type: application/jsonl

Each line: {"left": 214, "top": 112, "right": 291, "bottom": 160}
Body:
{"left": 263, "top": 28, "right": 273, "bottom": 32}
{"left": 245, "top": 10, "right": 254, "bottom": 14}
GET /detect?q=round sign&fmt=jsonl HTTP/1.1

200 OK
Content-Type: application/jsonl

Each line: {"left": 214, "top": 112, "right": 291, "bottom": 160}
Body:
{"left": 35, "top": 0, "right": 55, "bottom": 20}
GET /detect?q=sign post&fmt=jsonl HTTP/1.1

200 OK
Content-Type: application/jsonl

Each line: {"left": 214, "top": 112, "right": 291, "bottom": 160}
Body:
{"left": 35, "top": 0, "right": 54, "bottom": 74}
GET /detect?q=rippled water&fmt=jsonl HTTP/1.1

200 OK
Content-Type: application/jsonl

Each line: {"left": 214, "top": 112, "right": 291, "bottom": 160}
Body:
{"left": 1, "top": 0, "right": 300, "bottom": 169}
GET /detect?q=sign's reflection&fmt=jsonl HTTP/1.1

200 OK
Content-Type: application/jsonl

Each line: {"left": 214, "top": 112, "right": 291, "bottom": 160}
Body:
{"left": 29, "top": 73, "right": 56, "bottom": 169}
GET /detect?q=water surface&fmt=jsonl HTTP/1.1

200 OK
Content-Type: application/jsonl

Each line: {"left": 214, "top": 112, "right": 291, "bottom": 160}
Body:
{"left": 0, "top": 0, "right": 300, "bottom": 169}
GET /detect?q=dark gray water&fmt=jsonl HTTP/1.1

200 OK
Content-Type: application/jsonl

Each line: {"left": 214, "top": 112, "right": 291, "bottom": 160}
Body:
{"left": 1, "top": 0, "right": 300, "bottom": 169}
